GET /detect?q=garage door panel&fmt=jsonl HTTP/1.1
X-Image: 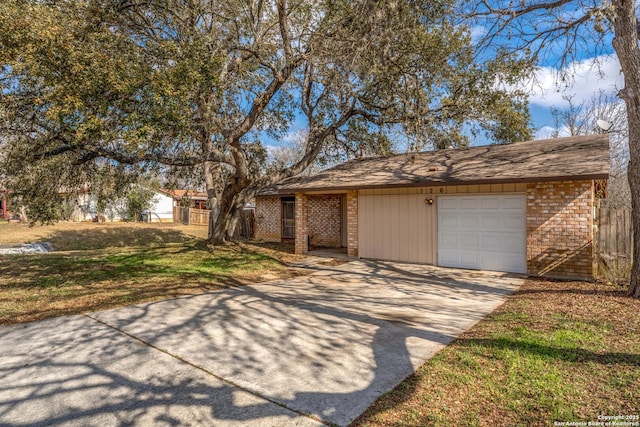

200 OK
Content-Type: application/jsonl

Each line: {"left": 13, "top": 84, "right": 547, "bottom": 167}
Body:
{"left": 481, "top": 197, "right": 502, "bottom": 209}
{"left": 439, "top": 198, "right": 458, "bottom": 210}
{"left": 439, "top": 216, "right": 458, "bottom": 228}
{"left": 480, "top": 234, "right": 502, "bottom": 251}
{"left": 438, "top": 194, "right": 526, "bottom": 274}
{"left": 439, "top": 232, "right": 459, "bottom": 249}
{"left": 459, "top": 198, "right": 479, "bottom": 209}
{"left": 502, "top": 215, "right": 525, "bottom": 229}
{"left": 459, "top": 252, "right": 480, "bottom": 268}
{"left": 438, "top": 251, "right": 459, "bottom": 265}
{"left": 460, "top": 215, "right": 479, "bottom": 230}
{"left": 481, "top": 254, "right": 526, "bottom": 273}
{"left": 480, "top": 216, "right": 501, "bottom": 230}
{"left": 501, "top": 234, "right": 525, "bottom": 251}
{"left": 460, "top": 234, "right": 478, "bottom": 249}
{"left": 481, "top": 253, "right": 525, "bottom": 272}
{"left": 502, "top": 196, "right": 526, "bottom": 209}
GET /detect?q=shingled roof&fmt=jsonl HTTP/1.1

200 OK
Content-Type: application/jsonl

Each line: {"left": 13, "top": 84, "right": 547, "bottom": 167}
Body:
{"left": 274, "top": 135, "right": 610, "bottom": 193}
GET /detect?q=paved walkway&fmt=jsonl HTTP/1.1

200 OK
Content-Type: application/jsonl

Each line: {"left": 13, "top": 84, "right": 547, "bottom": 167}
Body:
{"left": 0, "top": 260, "right": 524, "bottom": 426}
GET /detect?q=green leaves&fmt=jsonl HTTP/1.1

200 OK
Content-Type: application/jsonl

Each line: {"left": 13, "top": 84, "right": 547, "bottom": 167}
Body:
{"left": 1, "top": 0, "right": 532, "bottom": 227}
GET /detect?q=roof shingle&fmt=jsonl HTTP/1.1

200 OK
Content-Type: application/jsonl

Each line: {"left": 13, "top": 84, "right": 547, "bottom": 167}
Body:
{"left": 275, "top": 135, "right": 610, "bottom": 192}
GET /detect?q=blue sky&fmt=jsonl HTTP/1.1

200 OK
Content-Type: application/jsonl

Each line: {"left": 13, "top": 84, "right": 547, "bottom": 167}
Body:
{"left": 265, "top": 51, "right": 624, "bottom": 155}
{"left": 524, "top": 54, "right": 623, "bottom": 139}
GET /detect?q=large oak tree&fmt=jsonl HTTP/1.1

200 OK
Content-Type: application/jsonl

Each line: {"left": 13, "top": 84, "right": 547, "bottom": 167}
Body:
{"left": 0, "top": 0, "right": 530, "bottom": 243}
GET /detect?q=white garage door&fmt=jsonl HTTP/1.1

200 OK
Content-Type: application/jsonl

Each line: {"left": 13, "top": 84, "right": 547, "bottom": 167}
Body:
{"left": 437, "top": 195, "right": 526, "bottom": 273}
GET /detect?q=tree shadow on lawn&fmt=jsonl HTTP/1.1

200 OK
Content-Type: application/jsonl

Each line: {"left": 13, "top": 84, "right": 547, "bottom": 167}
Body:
{"left": 43, "top": 225, "right": 199, "bottom": 251}
{"left": 2, "top": 240, "right": 288, "bottom": 285}
{"left": 459, "top": 336, "right": 640, "bottom": 366}
{"left": 0, "top": 259, "right": 497, "bottom": 426}
{"left": 348, "top": 335, "right": 640, "bottom": 426}
{"left": 0, "top": 242, "right": 298, "bottom": 325}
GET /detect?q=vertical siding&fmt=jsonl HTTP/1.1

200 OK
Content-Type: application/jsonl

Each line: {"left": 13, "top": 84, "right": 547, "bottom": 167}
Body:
{"left": 358, "top": 193, "right": 436, "bottom": 264}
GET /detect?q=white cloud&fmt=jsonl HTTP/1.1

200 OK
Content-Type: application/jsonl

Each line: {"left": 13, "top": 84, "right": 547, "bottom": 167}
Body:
{"left": 279, "top": 128, "right": 307, "bottom": 145}
{"left": 525, "top": 54, "right": 623, "bottom": 108}
{"left": 469, "top": 25, "right": 487, "bottom": 44}
{"left": 534, "top": 125, "right": 571, "bottom": 140}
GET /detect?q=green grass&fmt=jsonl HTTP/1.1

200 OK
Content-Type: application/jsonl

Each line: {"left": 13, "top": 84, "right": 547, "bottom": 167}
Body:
{"left": 0, "top": 222, "right": 303, "bottom": 324}
{"left": 353, "top": 279, "right": 640, "bottom": 427}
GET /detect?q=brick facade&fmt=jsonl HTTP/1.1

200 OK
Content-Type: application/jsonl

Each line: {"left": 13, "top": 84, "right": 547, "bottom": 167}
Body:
{"left": 346, "top": 190, "right": 358, "bottom": 257}
{"left": 255, "top": 194, "right": 345, "bottom": 250}
{"left": 255, "top": 195, "right": 281, "bottom": 242}
{"left": 308, "top": 195, "right": 342, "bottom": 247}
{"left": 258, "top": 180, "right": 596, "bottom": 279}
{"left": 294, "top": 193, "right": 309, "bottom": 254}
{"left": 526, "top": 180, "right": 594, "bottom": 279}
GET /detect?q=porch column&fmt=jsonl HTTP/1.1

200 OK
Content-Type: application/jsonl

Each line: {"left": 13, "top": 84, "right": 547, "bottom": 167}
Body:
{"left": 294, "top": 192, "right": 308, "bottom": 255}
{"left": 346, "top": 190, "right": 358, "bottom": 257}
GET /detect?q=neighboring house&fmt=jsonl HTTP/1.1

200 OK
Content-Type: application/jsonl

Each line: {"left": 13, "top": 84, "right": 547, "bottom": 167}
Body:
{"left": 255, "top": 135, "right": 610, "bottom": 280}
{"left": 160, "top": 189, "right": 210, "bottom": 224}
{"left": 71, "top": 188, "right": 175, "bottom": 222}
{"left": 164, "top": 189, "right": 210, "bottom": 210}
{"left": 144, "top": 190, "right": 174, "bottom": 222}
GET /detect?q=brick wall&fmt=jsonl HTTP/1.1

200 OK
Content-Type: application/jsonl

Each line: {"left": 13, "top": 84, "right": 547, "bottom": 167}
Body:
{"left": 527, "top": 180, "right": 594, "bottom": 279}
{"left": 255, "top": 195, "right": 281, "bottom": 242}
{"left": 308, "top": 195, "right": 342, "bottom": 247}
{"left": 347, "top": 190, "right": 358, "bottom": 257}
{"left": 294, "top": 193, "right": 308, "bottom": 254}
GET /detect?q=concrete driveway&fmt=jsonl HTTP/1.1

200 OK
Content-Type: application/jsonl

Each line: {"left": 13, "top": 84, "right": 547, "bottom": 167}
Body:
{"left": 0, "top": 260, "right": 523, "bottom": 427}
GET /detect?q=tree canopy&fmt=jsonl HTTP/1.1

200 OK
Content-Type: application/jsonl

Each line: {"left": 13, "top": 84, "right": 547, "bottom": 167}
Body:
{"left": 0, "top": 0, "right": 531, "bottom": 241}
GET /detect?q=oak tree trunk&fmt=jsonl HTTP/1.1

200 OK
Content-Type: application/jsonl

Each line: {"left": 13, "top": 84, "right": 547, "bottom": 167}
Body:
{"left": 208, "top": 192, "right": 235, "bottom": 245}
{"left": 628, "top": 157, "right": 640, "bottom": 298}
{"left": 612, "top": 0, "right": 640, "bottom": 297}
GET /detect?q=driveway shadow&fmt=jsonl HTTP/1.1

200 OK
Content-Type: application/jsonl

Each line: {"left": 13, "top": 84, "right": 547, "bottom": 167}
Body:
{"left": 0, "top": 261, "right": 523, "bottom": 426}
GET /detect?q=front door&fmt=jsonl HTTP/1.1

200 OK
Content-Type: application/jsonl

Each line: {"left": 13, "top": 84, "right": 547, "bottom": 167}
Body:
{"left": 281, "top": 199, "right": 295, "bottom": 239}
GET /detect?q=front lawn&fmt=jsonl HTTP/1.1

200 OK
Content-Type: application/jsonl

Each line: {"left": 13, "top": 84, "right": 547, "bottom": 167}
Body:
{"left": 0, "top": 222, "right": 303, "bottom": 324}
{"left": 353, "top": 279, "right": 640, "bottom": 426}
{"left": 3, "top": 222, "right": 637, "bottom": 424}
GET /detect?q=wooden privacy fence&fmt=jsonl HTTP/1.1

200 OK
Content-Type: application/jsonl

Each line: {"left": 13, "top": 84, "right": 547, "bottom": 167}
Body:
{"left": 173, "top": 206, "right": 255, "bottom": 239}
{"left": 594, "top": 201, "right": 633, "bottom": 281}
{"left": 173, "top": 207, "right": 210, "bottom": 226}
{"left": 233, "top": 208, "right": 255, "bottom": 239}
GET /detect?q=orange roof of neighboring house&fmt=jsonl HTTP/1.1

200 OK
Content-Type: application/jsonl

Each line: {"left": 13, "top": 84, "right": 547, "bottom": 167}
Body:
{"left": 159, "top": 189, "right": 209, "bottom": 200}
